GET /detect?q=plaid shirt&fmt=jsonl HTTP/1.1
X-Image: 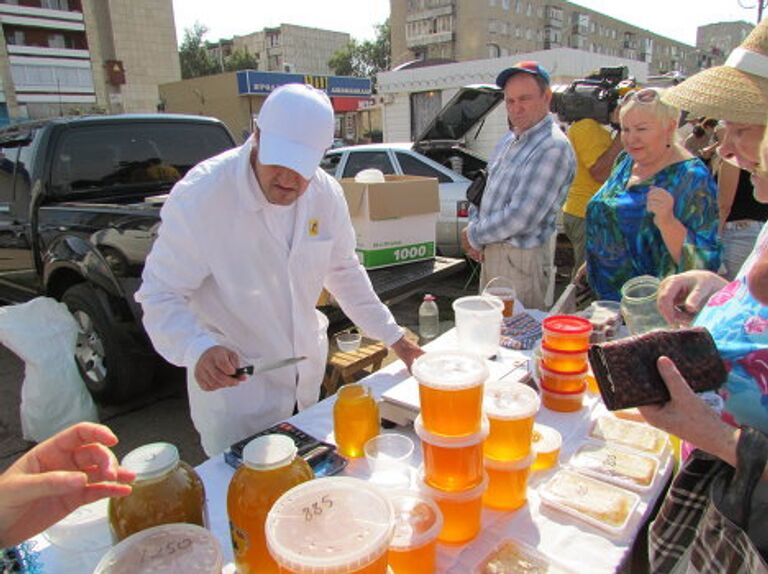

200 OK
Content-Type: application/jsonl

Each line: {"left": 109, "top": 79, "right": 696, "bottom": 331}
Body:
{"left": 467, "top": 114, "right": 575, "bottom": 249}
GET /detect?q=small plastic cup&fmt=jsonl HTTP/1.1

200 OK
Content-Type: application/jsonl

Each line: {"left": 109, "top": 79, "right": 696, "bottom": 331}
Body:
{"left": 336, "top": 332, "right": 362, "bottom": 352}
{"left": 542, "top": 315, "right": 593, "bottom": 351}
{"left": 483, "top": 454, "right": 533, "bottom": 511}
{"left": 541, "top": 382, "right": 587, "bottom": 413}
{"left": 540, "top": 343, "right": 588, "bottom": 373}
{"left": 483, "top": 381, "right": 540, "bottom": 461}
{"left": 266, "top": 477, "right": 394, "bottom": 574}
{"left": 364, "top": 434, "right": 414, "bottom": 489}
{"left": 418, "top": 471, "right": 488, "bottom": 545}
{"left": 414, "top": 414, "right": 489, "bottom": 492}
{"left": 539, "top": 363, "right": 588, "bottom": 393}
{"left": 531, "top": 424, "right": 562, "bottom": 471}
{"left": 93, "top": 523, "right": 223, "bottom": 574}
{"left": 386, "top": 490, "right": 443, "bottom": 574}
{"left": 413, "top": 351, "right": 488, "bottom": 437}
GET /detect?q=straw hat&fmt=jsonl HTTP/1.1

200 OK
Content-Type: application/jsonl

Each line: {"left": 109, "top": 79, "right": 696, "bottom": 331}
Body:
{"left": 662, "top": 19, "right": 768, "bottom": 125}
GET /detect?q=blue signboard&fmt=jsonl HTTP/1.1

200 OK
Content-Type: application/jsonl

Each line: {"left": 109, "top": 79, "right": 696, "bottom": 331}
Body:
{"left": 236, "top": 70, "right": 371, "bottom": 97}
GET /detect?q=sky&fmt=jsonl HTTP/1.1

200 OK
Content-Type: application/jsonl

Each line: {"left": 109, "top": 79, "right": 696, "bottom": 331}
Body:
{"left": 172, "top": 0, "right": 761, "bottom": 47}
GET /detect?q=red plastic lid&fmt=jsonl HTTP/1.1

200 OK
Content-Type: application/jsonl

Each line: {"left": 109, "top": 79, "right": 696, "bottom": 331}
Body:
{"left": 539, "top": 363, "right": 589, "bottom": 377}
{"left": 542, "top": 315, "right": 593, "bottom": 335}
{"left": 541, "top": 343, "right": 588, "bottom": 356}
{"left": 540, "top": 381, "right": 587, "bottom": 395}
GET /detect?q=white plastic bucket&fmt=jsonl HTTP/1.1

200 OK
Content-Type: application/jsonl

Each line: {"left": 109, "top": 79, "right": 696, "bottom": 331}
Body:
{"left": 452, "top": 296, "right": 504, "bottom": 358}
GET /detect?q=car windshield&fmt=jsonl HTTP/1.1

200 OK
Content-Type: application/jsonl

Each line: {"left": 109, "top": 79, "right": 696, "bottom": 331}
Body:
{"left": 50, "top": 123, "right": 233, "bottom": 193}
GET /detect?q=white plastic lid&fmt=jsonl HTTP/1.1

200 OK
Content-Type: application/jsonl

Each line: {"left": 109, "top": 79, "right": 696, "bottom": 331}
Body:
{"left": 531, "top": 424, "right": 562, "bottom": 454}
{"left": 121, "top": 443, "right": 179, "bottom": 480}
{"left": 484, "top": 454, "right": 534, "bottom": 471}
{"left": 243, "top": 434, "right": 297, "bottom": 471}
{"left": 414, "top": 414, "right": 489, "bottom": 448}
{"left": 418, "top": 469, "right": 489, "bottom": 502}
{"left": 387, "top": 490, "right": 444, "bottom": 551}
{"left": 44, "top": 498, "right": 111, "bottom": 551}
{"left": 412, "top": 351, "right": 489, "bottom": 391}
{"left": 483, "top": 381, "right": 540, "bottom": 420}
{"left": 354, "top": 168, "right": 386, "bottom": 183}
{"left": 93, "top": 523, "right": 223, "bottom": 574}
{"left": 266, "top": 477, "right": 394, "bottom": 574}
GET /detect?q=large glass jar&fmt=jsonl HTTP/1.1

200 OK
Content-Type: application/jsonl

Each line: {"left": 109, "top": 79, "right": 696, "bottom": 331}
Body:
{"left": 228, "top": 434, "right": 314, "bottom": 574}
{"left": 109, "top": 443, "right": 206, "bottom": 543}
{"left": 620, "top": 275, "right": 670, "bottom": 335}
{"left": 334, "top": 384, "right": 380, "bottom": 458}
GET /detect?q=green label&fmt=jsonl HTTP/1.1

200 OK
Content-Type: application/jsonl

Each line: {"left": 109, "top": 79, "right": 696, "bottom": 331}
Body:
{"left": 358, "top": 241, "right": 435, "bottom": 267}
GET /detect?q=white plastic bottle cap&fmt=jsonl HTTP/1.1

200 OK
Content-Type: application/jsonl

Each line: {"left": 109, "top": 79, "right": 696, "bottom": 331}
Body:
{"left": 121, "top": 443, "right": 179, "bottom": 480}
{"left": 242, "top": 434, "right": 297, "bottom": 471}
{"left": 354, "top": 168, "right": 386, "bottom": 183}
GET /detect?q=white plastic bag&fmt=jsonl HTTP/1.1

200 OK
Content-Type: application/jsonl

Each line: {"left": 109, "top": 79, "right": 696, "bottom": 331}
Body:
{"left": 0, "top": 296, "right": 98, "bottom": 442}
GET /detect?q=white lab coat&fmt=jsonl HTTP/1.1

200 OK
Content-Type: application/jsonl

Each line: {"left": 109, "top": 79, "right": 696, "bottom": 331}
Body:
{"left": 136, "top": 140, "right": 403, "bottom": 455}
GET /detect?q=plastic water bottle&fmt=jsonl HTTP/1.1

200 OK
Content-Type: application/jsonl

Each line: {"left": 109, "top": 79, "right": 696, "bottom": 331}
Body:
{"left": 418, "top": 294, "right": 440, "bottom": 340}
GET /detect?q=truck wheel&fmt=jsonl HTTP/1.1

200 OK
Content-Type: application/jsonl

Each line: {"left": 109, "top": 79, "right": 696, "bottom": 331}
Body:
{"left": 62, "top": 283, "right": 154, "bottom": 403}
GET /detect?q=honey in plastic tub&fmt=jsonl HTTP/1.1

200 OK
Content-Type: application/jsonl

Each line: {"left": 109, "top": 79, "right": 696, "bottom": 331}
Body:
{"left": 542, "top": 315, "right": 593, "bottom": 351}
{"left": 387, "top": 490, "right": 443, "bottom": 574}
{"left": 483, "top": 454, "right": 533, "bottom": 510}
{"left": 228, "top": 434, "right": 314, "bottom": 574}
{"left": 109, "top": 443, "right": 206, "bottom": 543}
{"left": 333, "top": 383, "right": 380, "bottom": 458}
{"left": 413, "top": 351, "right": 488, "bottom": 437}
{"left": 540, "top": 344, "right": 588, "bottom": 373}
{"left": 541, "top": 381, "right": 586, "bottom": 413}
{"left": 539, "top": 363, "right": 587, "bottom": 393}
{"left": 483, "top": 381, "right": 540, "bottom": 461}
{"left": 418, "top": 471, "right": 487, "bottom": 545}
{"left": 531, "top": 424, "right": 562, "bottom": 471}
{"left": 589, "top": 416, "right": 669, "bottom": 458}
{"left": 266, "top": 477, "right": 394, "bottom": 574}
{"left": 415, "top": 414, "right": 488, "bottom": 492}
{"left": 93, "top": 523, "right": 223, "bottom": 574}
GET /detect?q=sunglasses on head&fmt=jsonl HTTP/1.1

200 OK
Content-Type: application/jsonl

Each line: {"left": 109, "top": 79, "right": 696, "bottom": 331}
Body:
{"left": 621, "top": 88, "right": 661, "bottom": 105}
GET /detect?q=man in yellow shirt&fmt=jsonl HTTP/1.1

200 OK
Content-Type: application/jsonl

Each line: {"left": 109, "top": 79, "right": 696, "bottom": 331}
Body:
{"left": 562, "top": 117, "right": 623, "bottom": 273}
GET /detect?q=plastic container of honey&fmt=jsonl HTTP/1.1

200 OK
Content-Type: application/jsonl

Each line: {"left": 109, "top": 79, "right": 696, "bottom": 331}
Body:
{"left": 387, "top": 490, "right": 443, "bottom": 574}
{"left": 266, "top": 477, "right": 394, "bottom": 574}
{"left": 483, "top": 381, "right": 540, "bottom": 461}
{"left": 413, "top": 351, "right": 488, "bottom": 437}
{"left": 93, "top": 523, "right": 223, "bottom": 574}
{"left": 531, "top": 424, "right": 562, "bottom": 471}
{"left": 540, "top": 382, "right": 586, "bottom": 413}
{"left": 414, "top": 414, "right": 489, "bottom": 492}
{"left": 333, "top": 383, "right": 380, "bottom": 458}
{"left": 542, "top": 315, "right": 593, "bottom": 351}
{"left": 109, "top": 443, "right": 206, "bottom": 543}
{"left": 539, "top": 364, "right": 587, "bottom": 393}
{"left": 540, "top": 344, "right": 588, "bottom": 373}
{"left": 418, "top": 471, "right": 488, "bottom": 545}
{"left": 483, "top": 454, "right": 533, "bottom": 511}
{"left": 227, "top": 434, "right": 314, "bottom": 574}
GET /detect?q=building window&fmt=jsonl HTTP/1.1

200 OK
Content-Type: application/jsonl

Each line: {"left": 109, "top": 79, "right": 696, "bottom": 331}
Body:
{"left": 502, "top": 0, "right": 510, "bottom": 9}
{"left": 41, "top": 0, "right": 70, "bottom": 9}
{"left": 5, "top": 30, "right": 24, "bottom": 46}
{"left": 515, "top": 0, "right": 521, "bottom": 14}
{"left": 488, "top": 43, "right": 501, "bottom": 58}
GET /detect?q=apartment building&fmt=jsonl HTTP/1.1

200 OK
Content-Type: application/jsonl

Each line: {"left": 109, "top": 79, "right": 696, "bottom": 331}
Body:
{"left": 697, "top": 21, "right": 754, "bottom": 68}
{"left": 391, "top": 0, "right": 710, "bottom": 76}
{"left": 0, "top": 0, "right": 180, "bottom": 123}
{"left": 231, "top": 24, "right": 350, "bottom": 74}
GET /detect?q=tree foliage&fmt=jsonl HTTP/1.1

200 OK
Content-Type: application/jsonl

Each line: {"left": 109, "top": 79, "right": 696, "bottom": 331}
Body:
{"left": 328, "top": 19, "right": 391, "bottom": 80}
{"left": 224, "top": 49, "right": 260, "bottom": 72}
{"left": 179, "top": 23, "right": 219, "bottom": 79}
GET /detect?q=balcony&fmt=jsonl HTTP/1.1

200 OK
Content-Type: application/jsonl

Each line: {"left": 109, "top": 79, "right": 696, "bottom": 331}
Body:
{"left": 406, "top": 30, "right": 453, "bottom": 48}
{"left": 406, "top": 3, "right": 453, "bottom": 23}
{"left": 7, "top": 44, "right": 88, "bottom": 59}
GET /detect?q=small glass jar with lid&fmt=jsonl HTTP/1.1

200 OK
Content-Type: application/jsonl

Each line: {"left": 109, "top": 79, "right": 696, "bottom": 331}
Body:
{"left": 109, "top": 442, "right": 206, "bottom": 543}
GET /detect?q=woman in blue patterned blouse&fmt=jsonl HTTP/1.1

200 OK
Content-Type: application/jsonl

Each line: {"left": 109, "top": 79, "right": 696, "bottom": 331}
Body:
{"left": 584, "top": 88, "right": 721, "bottom": 301}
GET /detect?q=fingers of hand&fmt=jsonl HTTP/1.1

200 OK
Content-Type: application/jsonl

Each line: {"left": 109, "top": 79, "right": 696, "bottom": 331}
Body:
{"left": 656, "top": 356, "right": 692, "bottom": 401}
{"left": 72, "top": 444, "right": 120, "bottom": 482}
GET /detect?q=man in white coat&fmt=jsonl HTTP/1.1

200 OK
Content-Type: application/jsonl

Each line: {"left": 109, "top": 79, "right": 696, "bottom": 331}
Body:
{"left": 136, "top": 84, "right": 423, "bottom": 456}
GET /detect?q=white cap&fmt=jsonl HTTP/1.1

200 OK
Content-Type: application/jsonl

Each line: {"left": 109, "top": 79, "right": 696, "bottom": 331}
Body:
{"left": 243, "top": 434, "right": 297, "bottom": 471}
{"left": 256, "top": 83, "right": 335, "bottom": 179}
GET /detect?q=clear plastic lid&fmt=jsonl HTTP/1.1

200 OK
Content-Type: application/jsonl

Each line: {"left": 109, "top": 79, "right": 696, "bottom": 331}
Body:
{"left": 414, "top": 414, "right": 489, "bottom": 448}
{"left": 589, "top": 416, "right": 669, "bottom": 458}
{"left": 242, "top": 434, "right": 297, "bottom": 471}
{"left": 45, "top": 498, "right": 111, "bottom": 551}
{"left": 540, "top": 381, "right": 587, "bottom": 396}
{"left": 266, "top": 477, "right": 394, "bottom": 574}
{"left": 418, "top": 469, "right": 488, "bottom": 502}
{"left": 93, "top": 523, "right": 223, "bottom": 574}
{"left": 121, "top": 442, "right": 179, "bottom": 481}
{"left": 531, "top": 424, "right": 562, "bottom": 454}
{"left": 387, "top": 490, "right": 444, "bottom": 551}
{"left": 568, "top": 441, "right": 660, "bottom": 491}
{"left": 542, "top": 315, "right": 593, "bottom": 335}
{"left": 412, "top": 351, "right": 489, "bottom": 391}
{"left": 483, "top": 381, "right": 540, "bottom": 420}
{"left": 539, "top": 363, "right": 589, "bottom": 377}
{"left": 484, "top": 454, "right": 534, "bottom": 471}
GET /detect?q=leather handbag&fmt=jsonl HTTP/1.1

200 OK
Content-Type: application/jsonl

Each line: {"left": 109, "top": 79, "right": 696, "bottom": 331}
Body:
{"left": 466, "top": 169, "right": 486, "bottom": 208}
{"left": 588, "top": 327, "right": 727, "bottom": 411}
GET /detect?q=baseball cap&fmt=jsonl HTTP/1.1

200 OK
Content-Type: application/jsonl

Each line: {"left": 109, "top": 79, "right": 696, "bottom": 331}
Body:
{"left": 496, "top": 61, "right": 551, "bottom": 88}
{"left": 256, "top": 83, "right": 335, "bottom": 179}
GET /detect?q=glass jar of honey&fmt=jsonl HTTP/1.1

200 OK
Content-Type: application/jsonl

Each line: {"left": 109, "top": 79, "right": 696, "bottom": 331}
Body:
{"left": 333, "top": 384, "right": 380, "bottom": 458}
{"left": 109, "top": 443, "right": 206, "bottom": 543}
{"left": 228, "top": 434, "right": 314, "bottom": 574}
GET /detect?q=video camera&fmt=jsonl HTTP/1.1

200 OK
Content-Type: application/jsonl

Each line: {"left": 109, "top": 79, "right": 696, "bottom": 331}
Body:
{"left": 551, "top": 66, "right": 633, "bottom": 125}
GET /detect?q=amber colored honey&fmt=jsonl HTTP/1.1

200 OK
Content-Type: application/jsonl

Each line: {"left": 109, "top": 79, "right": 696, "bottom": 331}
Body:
{"left": 333, "top": 384, "right": 380, "bottom": 458}
{"left": 109, "top": 460, "right": 205, "bottom": 542}
{"left": 434, "top": 494, "right": 483, "bottom": 544}
{"left": 539, "top": 368, "right": 586, "bottom": 393}
{"left": 418, "top": 383, "right": 483, "bottom": 436}
{"left": 483, "top": 465, "right": 531, "bottom": 510}
{"left": 422, "top": 440, "right": 484, "bottom": 491}
{"left": 228, "top": 457, "right": 313, "bottom": 574}
{"left": 542, "top": 332, "right": 591, "bottom": 351}
{"left": 485, "top": 416, "right": 534, "bottom": 461}
{"left": 586, "top": 371, "right": 599, "bottom": 394}
{"left": 540, "top": 348, "right": 588, "bottom": 373}
{"left": 541, "top": 387, "right": 584, "bottom": 413}
{"left": 388, "top": 540, "right": 438, "bottom": 574}
{"left": 278, "top": 551, "right": 389, "bottom": 574}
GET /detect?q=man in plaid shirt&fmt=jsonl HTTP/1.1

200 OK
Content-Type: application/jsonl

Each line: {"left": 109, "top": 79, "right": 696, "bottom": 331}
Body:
{"left": 462, "top": 61, "right": 575, "bottom": 310}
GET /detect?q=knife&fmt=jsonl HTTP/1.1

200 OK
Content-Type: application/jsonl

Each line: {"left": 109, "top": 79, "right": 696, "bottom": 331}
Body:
{"left": 232, "top": 356, "right": 306, "bottom": 378}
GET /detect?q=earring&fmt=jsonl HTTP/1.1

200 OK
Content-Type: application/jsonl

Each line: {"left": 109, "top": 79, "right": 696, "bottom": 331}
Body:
{"left": 666, "top": 142, "right": 671, "bottom": 148}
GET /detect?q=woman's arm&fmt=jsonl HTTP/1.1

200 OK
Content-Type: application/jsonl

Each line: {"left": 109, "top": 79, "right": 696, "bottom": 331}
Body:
{"left": 647, "top": 186, "right": 687, "bottom": 263}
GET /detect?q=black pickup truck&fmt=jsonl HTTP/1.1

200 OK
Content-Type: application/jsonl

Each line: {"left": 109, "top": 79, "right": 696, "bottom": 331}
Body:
{"left": 0, "top": 114, "right": 236, "bottom": 402}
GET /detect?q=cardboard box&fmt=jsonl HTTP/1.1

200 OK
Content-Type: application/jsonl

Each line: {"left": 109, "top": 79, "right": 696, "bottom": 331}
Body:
{"left": 340, "top": 175, "right": 440, "bottom": 269}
